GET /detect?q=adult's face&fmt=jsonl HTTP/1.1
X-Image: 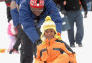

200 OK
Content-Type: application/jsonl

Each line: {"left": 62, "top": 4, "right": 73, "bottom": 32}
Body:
{"left": 31, "top": 7, "right": 43, "bottom": 16}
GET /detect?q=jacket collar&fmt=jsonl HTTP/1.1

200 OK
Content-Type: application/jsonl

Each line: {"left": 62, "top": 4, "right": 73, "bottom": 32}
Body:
{"left": 45, "top": 38, "right": 57, "bottom": 46}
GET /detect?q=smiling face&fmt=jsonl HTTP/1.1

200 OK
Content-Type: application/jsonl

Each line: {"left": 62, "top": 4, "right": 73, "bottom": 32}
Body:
{"left": 44, "top": 29, "right": 56, "bottom": 40}
{"left": 31, "top": 7, "right": 43, "bottom": 16}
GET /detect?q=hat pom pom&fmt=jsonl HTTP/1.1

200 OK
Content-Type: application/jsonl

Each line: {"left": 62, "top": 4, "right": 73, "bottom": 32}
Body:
{"left": 45, "top": 16, "right": 52, "bottom": 21}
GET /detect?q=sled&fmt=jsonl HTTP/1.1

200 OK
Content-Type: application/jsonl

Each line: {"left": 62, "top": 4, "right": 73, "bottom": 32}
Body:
{"left": 0, "top": 49, "right": 6, "bottom": 53}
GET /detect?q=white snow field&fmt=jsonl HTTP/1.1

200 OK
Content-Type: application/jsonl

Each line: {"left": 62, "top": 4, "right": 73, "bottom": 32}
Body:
{"left": 0, "top": 2, "right": 92, "bottom": 63}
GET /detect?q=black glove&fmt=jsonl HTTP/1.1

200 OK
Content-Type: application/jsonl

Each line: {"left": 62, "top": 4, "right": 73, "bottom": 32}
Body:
{"left": 84, "top": 11, "right": 87, "bottom": 18}
{"left": 9, "top": 49, "right": 14, "bottom": 54}
{"left": 44, "top": 61, "right": 47, "bottom": 63}
{"left": 72, "top": 52, "right": 75, "bottom": 54}
{"left": 34, "top": 39, "right": 42, "bottom": 46}
{"left": 9, "top": 48, "right": 18, "bottom": 54}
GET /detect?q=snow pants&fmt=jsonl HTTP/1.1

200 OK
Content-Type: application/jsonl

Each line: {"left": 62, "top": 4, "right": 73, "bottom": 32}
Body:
{"left": 35, "top": 53, "right": 77, "bottom": 63}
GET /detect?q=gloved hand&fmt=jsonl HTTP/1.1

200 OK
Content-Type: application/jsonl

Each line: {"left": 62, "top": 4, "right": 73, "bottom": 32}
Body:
{"left": 84, "top": 11, "right": 87, "bottom": 18}
{"left": 34, "top": 39, "right": 42, "bottom": 46}
{"left": 9, "top": 48, "right": 18, "bottom": 54}
{"left": 44, "top": 61, "right": 47, "bottom": 63}
{"left": 72, "top": 52, "right": 75, "bottom": 54}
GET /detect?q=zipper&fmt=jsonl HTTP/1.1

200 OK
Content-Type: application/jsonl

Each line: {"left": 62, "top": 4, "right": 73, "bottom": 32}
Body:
{"left": 47, "top": 41, "right": 50, "bottom": 55}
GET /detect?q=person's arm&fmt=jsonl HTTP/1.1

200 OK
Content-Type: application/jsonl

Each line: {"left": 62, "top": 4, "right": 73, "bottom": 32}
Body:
{"left": 15, "top": 0, "right": 21, "bottom": 11}
{"left": 10, "top": 0, "right": 19, "bottom": 27}
{"left": 59, "top": 0, "right": 67, "bottom": 14}
{"left": 59, "top": 0, "right": 66, "bottom": 11}
{"left": 45, "top": 0, "right": 62, "bottom": 33}
{"left": 56, "top": 40, "right": 75, "bottom": 53}
{"left": 80, "top": 0, "right": 88, "bottom": 11}
{"left": 13, "top": 39, "right": 21, "bottom": 50}
{"left": 19, "top": 1, "right": 40, "bottom": 43}
{"left": 61, "top": 41, "right": 74, "bottom": 53}
{"left": 35, "top": 46, "right": 44, "bottom": 63}
{"left": 80, "top": 0, "right": 88, "bottom": 18}
{"left": 9, "top": 39, "right": 21, "bottom": 54}
{"left": 60, "top": 43, "right": 72, "bottom": 55}
{"left": 13, "top": 27, "right": 22, "bottom": 51}
{"left": 9, "top": 39, "right": 20, "bottom": 54}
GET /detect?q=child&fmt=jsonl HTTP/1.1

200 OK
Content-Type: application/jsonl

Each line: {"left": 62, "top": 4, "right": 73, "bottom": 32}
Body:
{"left": 7, "top": 20, "right": 18, "bottom": 53}
{"left": 35, "top": 16, "right": 77, "bottom": 63}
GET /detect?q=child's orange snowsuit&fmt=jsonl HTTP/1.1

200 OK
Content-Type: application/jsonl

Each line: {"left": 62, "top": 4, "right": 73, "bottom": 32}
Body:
{"left": 35, "top": 38, "right": 77, "bottom": 63}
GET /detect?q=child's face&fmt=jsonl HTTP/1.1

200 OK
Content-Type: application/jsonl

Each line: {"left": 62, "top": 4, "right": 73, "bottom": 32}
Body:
{"left": 44, "top": 29, "right": 56, "bottom": 40}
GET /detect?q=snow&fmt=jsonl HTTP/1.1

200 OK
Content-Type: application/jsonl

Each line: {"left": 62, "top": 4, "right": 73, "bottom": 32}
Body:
{"left": 0, "top": 2, "right": 20, "bottom": 63}
{"left": 0, "top": 2, "right": 92, "bottom": 63}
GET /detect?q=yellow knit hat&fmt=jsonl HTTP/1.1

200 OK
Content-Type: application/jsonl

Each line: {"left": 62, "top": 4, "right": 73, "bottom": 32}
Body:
{"left": 40, "top": 16, "right": 57, "bottom": 42}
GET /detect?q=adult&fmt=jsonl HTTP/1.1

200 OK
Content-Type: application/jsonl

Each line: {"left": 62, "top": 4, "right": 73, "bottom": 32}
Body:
{"left": 60, "top": 0, "right": 88, "bottom": 47}
{"left": 10, "top": 0, "right": 34, "bottom": 63}
{"left": 19, "top": 0, "right": 62, "bottom": 44}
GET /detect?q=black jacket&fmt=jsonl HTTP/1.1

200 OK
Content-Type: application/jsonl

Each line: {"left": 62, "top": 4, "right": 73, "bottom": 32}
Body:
{"left": 59, "top": 0, "right": 87, "bottom": 11}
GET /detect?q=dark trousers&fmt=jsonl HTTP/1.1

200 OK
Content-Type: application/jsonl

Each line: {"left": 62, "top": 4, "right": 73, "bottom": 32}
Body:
{"left": 15, "top": 26, "right": 34, "bottom": 63}
{"left": 66, "top": 11, "right": 84, "bottom": 44}
{"left": 7, "top": 7, "right": 12, "bottom": 22}
{"left": 20, "top": 32, "right": 33, "bottom": 63}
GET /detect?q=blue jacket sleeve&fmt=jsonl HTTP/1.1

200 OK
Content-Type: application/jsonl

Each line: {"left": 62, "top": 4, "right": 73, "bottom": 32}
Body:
{"left": 10, "top": 8, "right": 19, "bottom": 27}
{"left": 19, "top": 1, "right": 40, "bottom": 43}
{"left": 16, "top": 0, "right": 20, "bottom": 5}
{"left": 45, "top": 0, "right": 62, "bottom": 33}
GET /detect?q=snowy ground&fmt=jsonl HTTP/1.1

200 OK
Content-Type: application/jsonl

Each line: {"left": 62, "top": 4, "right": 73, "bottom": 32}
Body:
{"left": 0, "top": 2, "right": 92, "bottom": 63}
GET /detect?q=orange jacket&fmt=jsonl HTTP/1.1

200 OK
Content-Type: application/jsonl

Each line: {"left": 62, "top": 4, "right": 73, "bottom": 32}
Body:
{"left": 35, "top": 38, "right": 72, "bottom": 63}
